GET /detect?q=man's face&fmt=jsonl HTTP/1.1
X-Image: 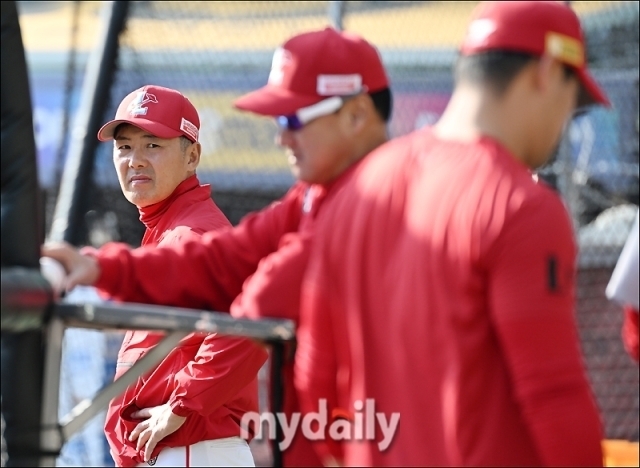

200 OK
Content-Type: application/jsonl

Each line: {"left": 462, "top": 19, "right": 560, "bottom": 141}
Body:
{"left": 113, "top": 124, "right": 198, "bottom": 207}
{"left": 274, "top": 101, "right": 356, "bottom": 185}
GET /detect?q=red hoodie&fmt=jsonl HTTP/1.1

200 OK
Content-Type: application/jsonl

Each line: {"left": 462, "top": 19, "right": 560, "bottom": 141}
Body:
{"left": 99, "top": 176, "right": 268, "bottom": 466}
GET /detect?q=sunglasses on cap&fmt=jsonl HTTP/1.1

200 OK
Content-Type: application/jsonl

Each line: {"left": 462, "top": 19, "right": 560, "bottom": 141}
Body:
{"left": 276, "top": 93, "right": 362, "bottom": 132}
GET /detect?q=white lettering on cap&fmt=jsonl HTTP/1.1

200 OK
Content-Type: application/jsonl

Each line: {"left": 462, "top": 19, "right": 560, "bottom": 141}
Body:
{"left": 127, "top": 91, "right": 158, "bottom": 116}
{"left": 317, "top": 74, "right": 363, "bottom": 96}
{"left": 180, "top": 118, "right": 198, "bottom": 142}
{"left": 268, "top": 47, "right": 293, "bottom": 86}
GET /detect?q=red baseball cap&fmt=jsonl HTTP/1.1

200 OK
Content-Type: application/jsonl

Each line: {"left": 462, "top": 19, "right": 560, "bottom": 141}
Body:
{"left": 460, "top": 1, "right": 610, "bottom": 107}
{"left": 234, "top": 27, "right": 389, "bottom": 116}
{"left": 97, "top": 85, "right": 200, "bottom": 142}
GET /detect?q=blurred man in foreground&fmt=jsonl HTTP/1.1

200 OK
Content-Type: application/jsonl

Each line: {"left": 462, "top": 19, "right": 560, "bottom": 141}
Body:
{"left": 296, "top": 2, "right": 609, "bottom": 465}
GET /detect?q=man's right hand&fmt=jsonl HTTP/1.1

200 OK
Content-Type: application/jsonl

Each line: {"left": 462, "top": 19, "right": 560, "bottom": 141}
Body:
{"left": 41, "top": 241, "right": 101, "bottom": 292}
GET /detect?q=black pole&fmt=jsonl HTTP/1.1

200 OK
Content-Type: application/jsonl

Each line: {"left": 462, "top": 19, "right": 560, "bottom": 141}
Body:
{"left": 54, "top": 0, "right": 82, "bottom": 192}
{"left": 49, "top": 0, "right": 130, "bottom": 245}
{"left": 1, "top": 2, "right": 43, "bottom": 266}
{"left": 1, "top": 1, "right": 47, "bottom": 466}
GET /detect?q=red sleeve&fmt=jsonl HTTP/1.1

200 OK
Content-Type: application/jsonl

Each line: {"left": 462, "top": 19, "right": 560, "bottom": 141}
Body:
{"left": 169, "top": 335, "right": 268, "bottom": 417}
{"left": 157, "top": 225, "right": 213, "bottom": 245}
{"left": 91, "top": 184, "right": 306, "bottom": 311}
{"left": 229, "top": 230, "right": 312, "bottom": 322}
{"left": 229, "top": 184, "right": 330, "bottom": 323}
{"left": 295, "top": 216, "right": 343, "bottom": 464}
{"left": 622, "top": 306, "right": 639, "bottom": 363}
{"left": 487, "top": 192, "right": 604, "bottom": 466}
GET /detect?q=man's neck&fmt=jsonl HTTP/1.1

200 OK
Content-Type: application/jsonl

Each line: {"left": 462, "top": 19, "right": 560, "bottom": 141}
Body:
{"left": 355, "top": 124, "right": 389, "bottom": 163}
{"left": 434, "top": 83, "right": 533, "bottom": 167}
{"left": 322, "top": 127, "right": 388, "bottom": 187}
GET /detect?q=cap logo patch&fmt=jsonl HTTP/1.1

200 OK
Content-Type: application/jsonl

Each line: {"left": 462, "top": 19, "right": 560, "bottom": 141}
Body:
{"left": 268, "top": 47, "right": 293, "bottom": 86}
{"left": 464, "top": 19, "right": 497, "bottom": 48}
{"left": 317, "top": 74, "right": 363, "bottom": 96}
{"left": 545, "top": 32, "right": 584, "bottom": 68}
{"left": 180, "top": 118, "right": 198, "bottom": 141}
{"left": 127, "top": 91, "right": 158, "bottom": 116}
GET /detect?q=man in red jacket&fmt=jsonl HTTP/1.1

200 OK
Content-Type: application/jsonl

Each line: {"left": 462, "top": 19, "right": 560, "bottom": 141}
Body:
{"left": 296, "top": 2, "right": 609, "bottom": 466}
{"left": 93, "top": 85, "right": 268, "bottom": 466}
{"left": 42, "top": 28, "right": 392, "bottom": 466}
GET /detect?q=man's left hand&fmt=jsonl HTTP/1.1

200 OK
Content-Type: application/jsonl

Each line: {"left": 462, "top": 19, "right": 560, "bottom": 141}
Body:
{"left": 129, "top": 404, "right": 187, "bottom": 462}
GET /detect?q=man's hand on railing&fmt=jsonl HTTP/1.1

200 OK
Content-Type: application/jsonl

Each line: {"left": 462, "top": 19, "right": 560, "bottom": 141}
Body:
{"left": 41, "top": 241, "right": 101, "bottom": 293}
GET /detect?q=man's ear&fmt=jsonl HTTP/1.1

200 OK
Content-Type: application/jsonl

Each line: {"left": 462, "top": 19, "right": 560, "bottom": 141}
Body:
{"left": 535, "top": 53, "right": 556, "bottom": 95}
{"left": 187, "top": 141, "right": 201, "bottom": 168}
{"left": 346, "top": 94, "right": 373, "bottom": 133}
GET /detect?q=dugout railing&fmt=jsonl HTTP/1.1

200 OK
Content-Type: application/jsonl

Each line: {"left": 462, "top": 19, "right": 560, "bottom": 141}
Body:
{"left": 1, "top": 268, "right": 295, "bottom": 467}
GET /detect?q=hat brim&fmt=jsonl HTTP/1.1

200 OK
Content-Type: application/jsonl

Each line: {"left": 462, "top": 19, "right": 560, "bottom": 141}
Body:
{"left": 97, "top": 119, "right": 184, "bottom": 142}
{"left": 233, "top": 84, "right": 323, "bottom": 117}
{"left": 576, "top": 68, "right": 611, "bottom": 109}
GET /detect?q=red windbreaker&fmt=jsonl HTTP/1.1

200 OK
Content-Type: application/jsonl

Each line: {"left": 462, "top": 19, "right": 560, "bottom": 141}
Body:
{"left": 89, "top": 177, "right": 343, "bottom": 466}
{"left": 100, "top": 176, "right": 268, "bottom": 467}
{"left": 297, "top": 129, "right": 604, "bottom": 466}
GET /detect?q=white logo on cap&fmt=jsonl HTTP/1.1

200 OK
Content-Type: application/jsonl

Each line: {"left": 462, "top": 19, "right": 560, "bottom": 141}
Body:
{"left": 464, "top": 18, "right": 497, "bottom": 47}
{"left": 268, "top": 47, "right": 293, "bottom": 86}
{"left": 127, "top": 91, "right": 158, "bottom": 116}
{"left": 317, "top": 74, "right": 363, "bottom": 96}
{"left": 180, "top": 118, "right": 198, "bottom": 142}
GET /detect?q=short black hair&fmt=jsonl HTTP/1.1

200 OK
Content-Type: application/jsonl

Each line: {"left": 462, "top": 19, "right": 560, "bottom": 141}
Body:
{"left": 455, "top": 51, "right": 536, "bottom": 96}
{"left": 455, "top": 50, "right": 577, "bottom": 98}
{"left": 179, "top": 136, "right": 193, "bottom": 152}
{"left": 369, "top": 87, "right": 392, "bottom": 123}
{"left": 112, "top": 123, "right": 129, "bottom": 140}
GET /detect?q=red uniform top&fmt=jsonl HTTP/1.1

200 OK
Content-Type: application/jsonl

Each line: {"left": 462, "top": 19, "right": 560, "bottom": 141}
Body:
{"left": 89, "top": 178, "right": 338, "bottom": 466}
{"left": 100, "top": 176, "right": 268, "bottom": 467}
{"left": 296, "top": 129, "right": 604, "bottom": 467}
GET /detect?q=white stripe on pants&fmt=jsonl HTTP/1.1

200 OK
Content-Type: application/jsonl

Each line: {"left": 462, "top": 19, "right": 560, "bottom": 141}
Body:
{"left": 135, "top": 437, "right": 255, "bottom": 467}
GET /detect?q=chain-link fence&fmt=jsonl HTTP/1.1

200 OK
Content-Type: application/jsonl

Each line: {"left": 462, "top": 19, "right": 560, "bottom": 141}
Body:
{"left": 16, "top": 1, "right": 640, "bottom": 466}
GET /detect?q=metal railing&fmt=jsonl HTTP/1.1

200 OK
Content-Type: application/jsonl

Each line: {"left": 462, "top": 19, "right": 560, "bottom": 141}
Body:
{"left": 1, "top": 267, "right": 295, "bottom": 467}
